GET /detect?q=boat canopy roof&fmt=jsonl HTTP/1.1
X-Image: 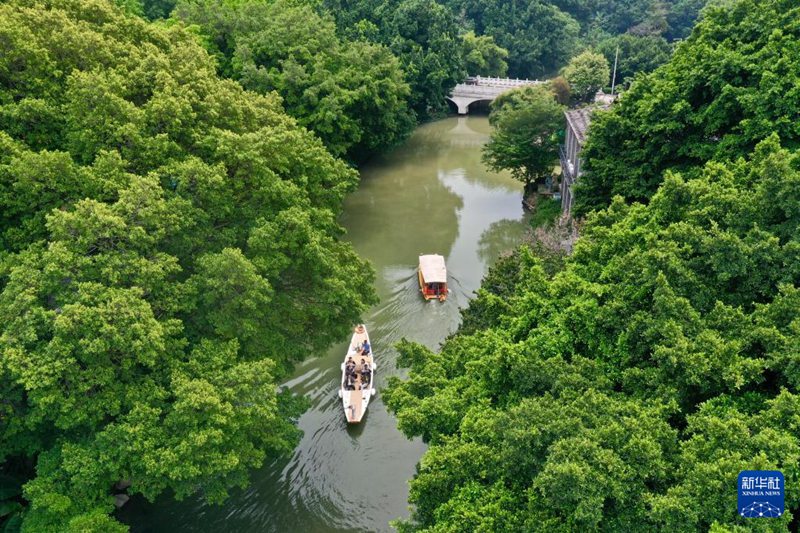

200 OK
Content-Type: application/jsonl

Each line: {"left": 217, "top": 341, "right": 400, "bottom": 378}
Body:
{"left": 419, "top": 254, "right": 447, "bottom": 283}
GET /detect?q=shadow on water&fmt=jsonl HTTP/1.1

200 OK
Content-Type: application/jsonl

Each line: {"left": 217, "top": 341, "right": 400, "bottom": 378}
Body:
{"left": 346, "top": 416, "right": 368, "bottom": 439}
{"left": 120, "top": 116, "right": 530, "bottom": 533}
{"left": 478, "top": 218, "right": 529, "bottom": 263}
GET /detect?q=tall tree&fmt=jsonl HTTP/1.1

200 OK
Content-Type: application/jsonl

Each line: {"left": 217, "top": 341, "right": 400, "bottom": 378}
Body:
{"left": 457, "top": 0, "right": 580, "bottom": 78}
{"left": 665, "top": 0, "right": 710, "bottom": 39}
{"left": 597, "top": 33, "right": 672, "bottom": 88}
{"left": 320, "top": 0, "right": 466, "bottom": 117}
{"left": 482, "top": 85, "right": 564, "bottom": 187}
{"left": 384, "top": 0, "right": 467, "bottom": 115}
{"left": 561, "top": 49, "right": 611, "bottom": 103}
{"left": 461, "top": 31, "right": 508, "bottom": 77}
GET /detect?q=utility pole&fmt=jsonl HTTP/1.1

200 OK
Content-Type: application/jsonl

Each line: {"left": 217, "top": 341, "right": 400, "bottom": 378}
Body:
{"left": 610, "top": 45, "right": 619, "bottom": 95}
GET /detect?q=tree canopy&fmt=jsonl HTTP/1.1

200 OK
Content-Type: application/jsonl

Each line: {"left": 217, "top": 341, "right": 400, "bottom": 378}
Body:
{"left": 133, "top": 0, "right": 713, "bottom": 124}
{"left": 451, "top": 0, "right": 581, "bottom": 78}
{"left": 172, "top": 0, "right": 415, "bottom": 161}
{"left": 597, "top": 33, "right": 672, "bottom": 89}
{"left": 461, "top": 31, "right": 509, "bottom": 77}
{"left": 0, "top": 0, "right": 376, "bottom": 529}
{"left": 444, "top": 0, "right": 711, "bottom": 79}
{"left": 577, "top": 0, "right": 800, "bottom": 213}
{"left": 320, "top": 0, "right": 466, "bottom": 117}
{"left": 561, "top": 49, "right": 610, "bottom": 103}
{"left": 482, "top": 85, "right": 564, "bottom": 186}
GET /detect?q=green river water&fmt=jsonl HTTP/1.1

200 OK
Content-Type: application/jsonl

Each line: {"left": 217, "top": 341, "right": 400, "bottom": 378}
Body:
{"left": 121, "top": 116, "right": 530, "bottom": 532}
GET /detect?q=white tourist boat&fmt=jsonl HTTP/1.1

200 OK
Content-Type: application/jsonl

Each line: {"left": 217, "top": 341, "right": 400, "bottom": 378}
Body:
{"left": 338, "top": 324, "right": 376, "bottom": 424}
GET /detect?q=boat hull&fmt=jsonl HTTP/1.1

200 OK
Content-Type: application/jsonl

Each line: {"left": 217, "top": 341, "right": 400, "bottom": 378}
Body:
{"left": 340, "top": 325, "right": 375, "bottom": 424}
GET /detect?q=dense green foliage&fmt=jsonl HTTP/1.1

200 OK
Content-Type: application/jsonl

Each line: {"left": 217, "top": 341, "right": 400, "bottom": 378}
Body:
{"left": 153, "top": 0, "right": 471, "bottom": 121}
{"left": 578, "top": 0, "right": 800, "bottom": 213}
{"left": 461, "top": 31, "right": 508, "bottom": 77}
{"left": 0, "top": 0, "right": 376, "bottom": 529}
{"left": 482, "top": 86, "right": 564, "bottom": 186}
{"left": 172, "top": 0, "right": 414, "bottom": 161}
{"left": 549, "top": 76, "right": 571, "bottom": 105}
{"left": 0, "top": 0, "right": 762, "bottom": 531}
{"left": 449, "top": 0, "right": 581, "bottom": 78}
{"left": 386, "top": 135, "right": 800, "bottom": 531}
{"left": 132, "top": 0, "right": 712, "bottom": 129}
{"left": 597, "top": 33, "right": 672, "bottom": 89}
{"left": 126, "top": 0, "right": 712, "bottom": 131}
{"left": 561, "top": 49, "right": 610, "bottom": 103}
{"left": 317, "top": 0, "right": 705, "bottom": 115}
{"left": 665, "top": 0, "right": 711, "bottom": 39}
{"left": 445, "top": 0, "right": 711, "bottom": 78}
{"left": 323, "top": 0, "right": 467, "bottom": 117}
{"left": 528, "top": 197, "right": 562, "bottom": 229}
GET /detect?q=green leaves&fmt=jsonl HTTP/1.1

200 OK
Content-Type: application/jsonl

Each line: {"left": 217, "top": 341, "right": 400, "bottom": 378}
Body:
{"left": 176, "top": 0, "right": 415, "bottom": 160}
{"left": 454, "top": 0, "right": 580, "bottom": 78}
{"left": 461, "top": 31, "right": 508, "bottom": 77}
{"left": 190, "top": 248, "right": 272, "bottom": 357}
{"left": 482, "top": 85, "right": 564, "bottom": 185}
{"left": 561, "top": 49, "right": 610, "bottom": 103}
{"left": 0, "top": 0, "right": 377, "bottom": 529}
{"left": 578, "top": 0, "right": 800, "bottom": 212}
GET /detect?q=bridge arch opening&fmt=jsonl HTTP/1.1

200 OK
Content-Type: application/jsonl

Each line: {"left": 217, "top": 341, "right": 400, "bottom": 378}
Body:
{"left": 445, "top": 96, "right": 493, "bottom": 115}
{"left": 467, "top": 99, "right": 492, "bottom": 115}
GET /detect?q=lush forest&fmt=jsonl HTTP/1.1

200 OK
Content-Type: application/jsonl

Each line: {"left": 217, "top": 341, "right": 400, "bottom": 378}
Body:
{"left": 119, "top": 0, "right": 711, "bottom": 148}
{"left": 385, "top": 0, "right": 800, "bottom": 530}
{"left": 0, "top": 0, "right": 729, "bottom": 529}
{"left": 577, "top": 0, "right": 800, "bottom": 213}
{"left": 170, "top": 0, "right": 416, "bottom": 161}
{"left": 0, "top": 0, "right": 375, "bottom": 530}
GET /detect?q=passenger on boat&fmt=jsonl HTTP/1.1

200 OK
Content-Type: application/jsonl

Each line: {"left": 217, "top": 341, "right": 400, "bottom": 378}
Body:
{"left": 345, "top": 357, "right": 356, "bottom": 375}
{"left": 345, "top": 373, "right": 356, "bottom": 390}
{"left": 360, "top": 359, "right": 371, "bottom": 385}
{"left": 360, "top": 340, "right": 371, "bottom": 356}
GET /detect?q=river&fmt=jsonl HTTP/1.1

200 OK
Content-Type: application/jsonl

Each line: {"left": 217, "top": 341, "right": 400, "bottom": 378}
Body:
{"left": 121, "top": 116, "right": 530, "bottom": 532}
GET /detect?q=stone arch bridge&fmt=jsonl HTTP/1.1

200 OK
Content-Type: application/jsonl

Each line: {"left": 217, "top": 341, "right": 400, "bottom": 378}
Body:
{"left": 448, "top": 76, "right": 542, "bottom": 114}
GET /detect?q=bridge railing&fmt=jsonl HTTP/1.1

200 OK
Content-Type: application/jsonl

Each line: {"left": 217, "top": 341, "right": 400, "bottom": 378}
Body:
{"left": 474, "top": 76, "right": 541, "bottom": 87}
{"left": 451, "top": 84, "right": 510, "bottom": 97}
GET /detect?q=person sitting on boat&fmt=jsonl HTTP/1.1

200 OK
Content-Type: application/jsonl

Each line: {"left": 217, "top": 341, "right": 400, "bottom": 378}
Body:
{"left": 345, "top": 373, "right": 356, "bottom": 390}
{"left": 360, "top": 359, "right": 371, "bottom": 385}
{"left": 345, "top": 357, "right": 356, "bottom": 375}
{"left": 360, "top": 340, "right": 371, "bottom": 356}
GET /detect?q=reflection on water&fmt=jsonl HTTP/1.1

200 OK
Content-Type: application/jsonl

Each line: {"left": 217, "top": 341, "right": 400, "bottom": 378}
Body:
{"left": 120, "top": 116, "right": 529, "bottom": 533}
